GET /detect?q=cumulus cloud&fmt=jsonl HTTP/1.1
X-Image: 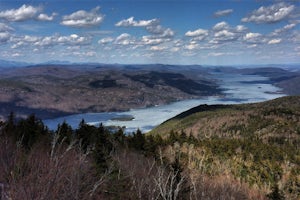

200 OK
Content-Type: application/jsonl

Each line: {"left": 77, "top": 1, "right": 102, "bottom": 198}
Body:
{"left": 213, "top": 30, "right": 237, "bottom": 42}
{"left": 271, "top": 23, "right": 296, "bottom": 36}
{"left": 61, "top": 6, "right": 104, "bottom": 28}
{"left": 0, "top": 4, "right": 41, "bottom": 22}
{"left": 98, "top": 37, "right": 114, "bottom": 44}
{"left": 115, "top": 16, "right": 175, "bottom": 39}
{"left": 150, "top": 45, "right": 166, "bottom": 51}
{"left": 37, "top": 13, "right": 57, "bottom": 21}
{"left": 268, "top": 38, "right": 281, "bottom": 44}
{"left": 242, "top": 2, "right": 295, "bottom": 23}
{"left": 146, "top": 25, "right": 175, "bottom": 38}
{"left": 115, "top": 17, "right": 159, "bottom": 27}
{"left": 214, "top": 9, "right": 233, "bottom": 17}
{"left": 235, "top": 25, "right": 247, "bottom": 32}
{"left": 141, "top": 36, "right": 165, "bottom": 45}
{"left": 115, "top": 33, "right": 135, "bottom": 45}
{"left": 185, "top": 29, "right": 209, "bottom": 41}
{"left": 213, "top": 21, "right": 230, "bottom": 31}
{"left": 184, "top": 43, "right": 198, "bottom": 50}
{"left": 243, "top": 32, "right": 264, "bottom": 43}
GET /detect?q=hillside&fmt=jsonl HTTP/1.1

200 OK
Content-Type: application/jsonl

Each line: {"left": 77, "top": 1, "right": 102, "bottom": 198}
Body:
{"left": 1, "top": 96, "right": 299, "bottom": 199}
{"left": 150, "top": 96, "right": 300, "bottom": 199}
{"left": 150, "top": 96, "right": 300, "bottom": 138}
{"left": 0, "top": 64, "right": 220, "bottom": 120}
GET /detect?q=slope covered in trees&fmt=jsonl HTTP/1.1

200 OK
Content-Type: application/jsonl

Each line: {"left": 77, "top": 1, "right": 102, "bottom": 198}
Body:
{"left": 150, "top": 96, "right": 300, "bottom": 199}
{"left": 0, "top": 96, "right": 299, "bottom": 199}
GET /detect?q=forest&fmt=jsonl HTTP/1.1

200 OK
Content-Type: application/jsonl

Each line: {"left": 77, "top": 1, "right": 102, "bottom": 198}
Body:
{"left": 0, "top": 96, "right": 299, "bottom": 199}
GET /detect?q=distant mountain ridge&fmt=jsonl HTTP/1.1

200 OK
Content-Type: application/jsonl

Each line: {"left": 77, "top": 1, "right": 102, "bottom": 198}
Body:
{"left": 0, "top": 59, "right": 32, "bottom": 67}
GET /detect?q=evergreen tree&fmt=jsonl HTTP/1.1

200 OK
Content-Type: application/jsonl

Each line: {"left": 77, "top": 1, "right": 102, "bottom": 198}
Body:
{"left": 3, "top": 112, "right": 16, "bottom": 137}
{"left": 131, "top": 129, "right": 145, "bottom": 150}
{"left": 56, "top": 121, "right": 73, "bottom": 144}
{"left": 15, "top": 114, "right": 48, "bottom": 149}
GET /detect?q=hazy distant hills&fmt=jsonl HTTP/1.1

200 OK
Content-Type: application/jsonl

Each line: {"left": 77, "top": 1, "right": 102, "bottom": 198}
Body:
{"left": 0, "top": 62, "right": 299, "bottom": 120}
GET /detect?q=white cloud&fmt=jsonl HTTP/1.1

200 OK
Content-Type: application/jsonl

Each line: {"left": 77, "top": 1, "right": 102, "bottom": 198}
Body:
{"left": 159, "top": 28, "right": 175, "bottom": 38}
{"left": 150, "top": 45, "right": 166, "bottom": 51}
{"left": 116, "top": 33, "right": 130, "bottom": 41}
{"left": 0, "top": 4, "right": 41, "bottom": 22}
{"left": 185, "top": 29, "right": 209, "bottom": 40}
{"left": 268, "top": 38, "right": 281, "bottom": 44}
{"left": 141, "top": 36, "right": 164, "bottom": 45}
{"left": 0, "top": 32, "right": 10, "bottom": 42}
{"left": 291, "top": 31, "right": 300, "bottom": 43}
{"left": 61, "top": 6, "right": 104, "bottom": 28}
{"left": 115, "top": 17, "right": 159, "bottom": 27}
{"left": 37, "top": 13, "right": 57, "bottom": 21}
{"left": 243, "top": 32, "right": 263, "bottom": 43}
{"left": 235, "top": 25, "right": 247, "bottom": 32}
{"left": 208, "top": 52, "right": 225, "bottom": 57}
{"left": 213, "top": 21, "right": 229, "bottom": 31}
{"left": 271, "top": 23, "right": 296, "bottom": 36}
{"left": 242, "top": 2, "right": 295, "bottom": 24}
{"left": 56, "top": 34, "right": 90, "bottom": 45}
{"left": 214, "top": 9, "right": 233, "bottom": 17}
{"left": 0, "top": 23, "right": 14, "bottom": 32}
{"left": 0, "top": 23, "right": 13, "bottom": 43}
{"left": 184, "top": 43, "right": 198, "bottom": 50}
{"left": 10, "top": 34, "right": 91, "bottom": 48}
{"left": 146, "top": 25, "right": 175, "bottom": 38}
{"left": 213, "top": 30, "right": 238, "bottom": 43}
{"left": 214, "top": 30, "right": 235, "bottom": 38}
{"left": 247, "top": 44, "right": 257, "bottom": 48}
{"left": 115, "top": 16, "right": 174, "bottom": 39}
{"left": 115, "top": 33, "right": 134, "bottom": 45}
{"left": 98, "top": 37, "right": 114, "bottom": 44}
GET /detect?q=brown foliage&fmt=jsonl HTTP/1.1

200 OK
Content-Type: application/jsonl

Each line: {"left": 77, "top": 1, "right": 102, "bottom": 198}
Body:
{"left": 0, "top": 136, "right": 107, "bottom": 200}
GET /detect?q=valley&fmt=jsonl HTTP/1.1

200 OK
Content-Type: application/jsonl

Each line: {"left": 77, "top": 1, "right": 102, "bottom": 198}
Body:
{"left": 0, "top": 64, "right": 299, "bottom": 122}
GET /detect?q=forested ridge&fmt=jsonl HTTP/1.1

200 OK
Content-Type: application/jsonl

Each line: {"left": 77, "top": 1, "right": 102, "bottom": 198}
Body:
{"left": 0, "top": 96, "right": 299, "bottom": 199}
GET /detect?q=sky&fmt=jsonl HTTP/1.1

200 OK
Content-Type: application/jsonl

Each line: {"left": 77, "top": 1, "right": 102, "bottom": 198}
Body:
{"left": 0, "top": 0, "right": 299, "bottom": 65}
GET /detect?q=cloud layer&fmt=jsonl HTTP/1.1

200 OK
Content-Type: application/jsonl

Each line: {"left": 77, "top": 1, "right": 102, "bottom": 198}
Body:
{"left": 0, "top": 2, "right": 299, "bottom": 65}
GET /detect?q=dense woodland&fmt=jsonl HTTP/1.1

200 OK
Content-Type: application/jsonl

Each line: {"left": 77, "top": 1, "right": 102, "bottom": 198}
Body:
{"left": 0, "top": 96, "right": 300, "bottom": 199}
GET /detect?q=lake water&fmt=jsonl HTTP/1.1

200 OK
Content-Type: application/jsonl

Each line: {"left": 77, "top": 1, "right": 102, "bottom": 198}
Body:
{"left": 44, "top": 72, "right": 285, "bottom": 133}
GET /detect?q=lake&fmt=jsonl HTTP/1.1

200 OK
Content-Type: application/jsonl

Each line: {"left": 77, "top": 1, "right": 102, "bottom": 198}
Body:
{"left": 44, "top": 72, "right": 285, "bottom": 133}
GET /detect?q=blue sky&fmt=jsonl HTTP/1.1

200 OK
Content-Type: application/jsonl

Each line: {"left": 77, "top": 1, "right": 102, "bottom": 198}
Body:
{"left": 0, "top": 0, "right": 299, "bottom": 65}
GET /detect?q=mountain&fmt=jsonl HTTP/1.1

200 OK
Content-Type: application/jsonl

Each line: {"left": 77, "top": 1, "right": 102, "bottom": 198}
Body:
{"left": 149, "top": 96, "right": 300, "bottom": 199}
{"left": 0, "top": 64, "right": 221, "bottom": 120}
{"left": 0, "top": 59, "right": 31, "bottom": 67}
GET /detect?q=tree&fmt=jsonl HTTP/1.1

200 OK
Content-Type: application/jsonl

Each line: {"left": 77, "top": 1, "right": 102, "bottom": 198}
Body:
{"left": 56, "top": 121, "right": 73, "bottom": 144}
{"left": 15, "top": 114, "right": 48, "bottom": 149}
{"left": 131, "top": 129, "right": 145, "bottom": 151}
